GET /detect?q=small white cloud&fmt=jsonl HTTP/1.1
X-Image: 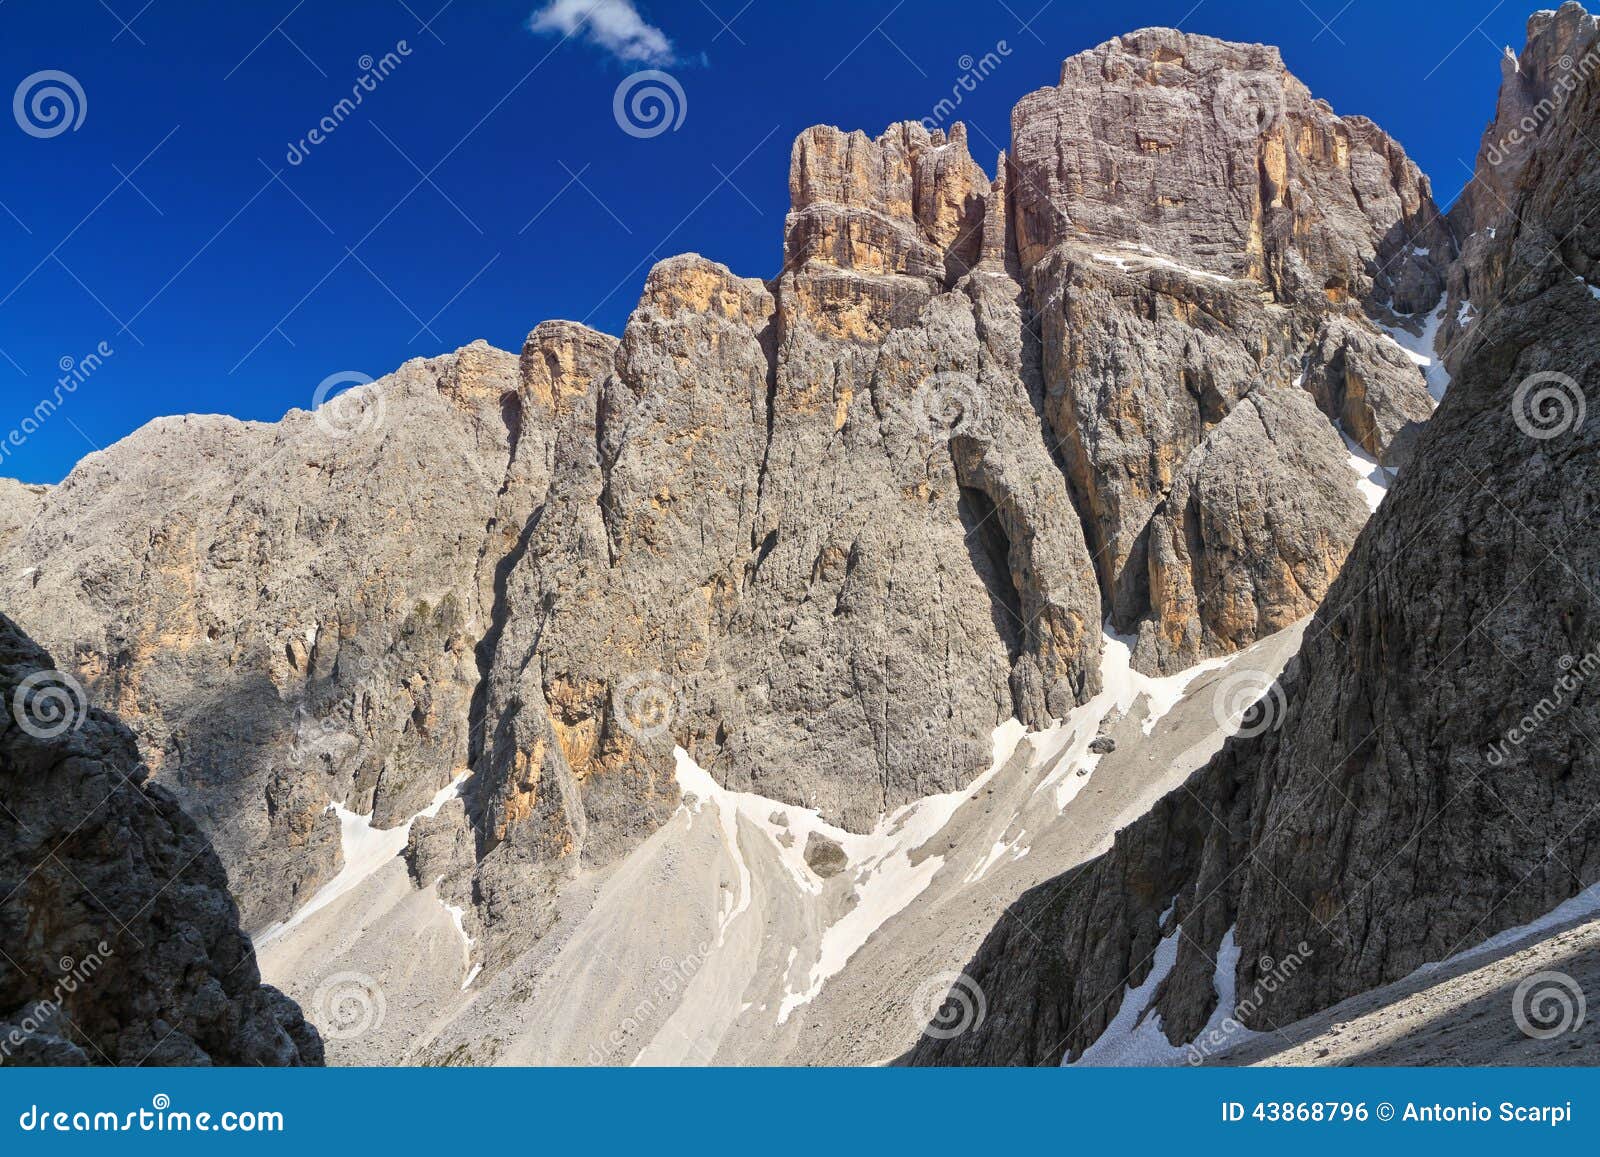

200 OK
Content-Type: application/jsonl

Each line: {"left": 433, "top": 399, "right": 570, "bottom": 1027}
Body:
{"left": 528, "top": 0, "right": 676, "bottom": 65}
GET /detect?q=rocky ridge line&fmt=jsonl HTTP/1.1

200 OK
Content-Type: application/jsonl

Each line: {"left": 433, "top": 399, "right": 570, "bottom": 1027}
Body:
{"left": 909, "top": 2, "right": 1600, "bottom": 1066}
{"left": 465, "top": 25, "right": 1455, "bottom": 944}
{"left": 2, "top": 26, "right": 1458, "bottom": 968}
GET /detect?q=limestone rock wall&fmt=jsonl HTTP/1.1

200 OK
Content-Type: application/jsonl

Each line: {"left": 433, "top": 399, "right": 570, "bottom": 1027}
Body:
{"left": 911, "top": 5, "right": 1600, "bottom": 1065}
{"left": 1, "top": 330, "right": 613, "bottom": 930}
{"left": 1, "top": 26, "right": 1462, "bottom": 964}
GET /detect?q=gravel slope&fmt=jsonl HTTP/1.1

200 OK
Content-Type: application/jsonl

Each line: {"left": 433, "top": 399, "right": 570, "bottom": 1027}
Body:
{"left": 258, "top": 625, "right": 1306, "bottom": 1065}
{"left": 1217, "top": 903, "right": 1600, "bottom": 1066}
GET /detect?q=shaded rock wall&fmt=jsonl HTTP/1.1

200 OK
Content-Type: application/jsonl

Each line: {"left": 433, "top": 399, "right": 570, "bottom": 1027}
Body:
{"left": 910, "top": 4, "right": 1600, "bottom": 1065}
{"left": 0, "top": 613, "right": 321, "bottom": 1065}
{"left": 1, "top": 330, "right": 613, "bottom": 929}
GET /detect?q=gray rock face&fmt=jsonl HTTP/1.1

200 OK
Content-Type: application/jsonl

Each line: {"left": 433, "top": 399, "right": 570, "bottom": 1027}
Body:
{"left": 405, "top": 797, "right": 475, "bottom": 892}
{"left": 802, "top": 832, "right": 848, "bottom": 879}
{"left": 466, "top": 36, "right": 1456, "bottom": 937}
{"left": 1301, "top": 314, "right": 1436, "bottom": 462}
{"left": 0, "top": 613, "right": 320, "bottom": 1065}
{"left": 0, "top": 331, "right": 614, "bottom": 930}
{"left": 1011, "top": 28, "right": 1452, "bottom": 309}
{"left": 471, "top": 128, "right": 1107, "bottom": 939}
{"left": 786, "top": 122, "right": 987, "bottom": 289}
{"left": 1013, "top": 27, "right": 1449, "bottom": 650}
{"left": 1442, "top": 3, "right": 1600, "bottom": 373}
{"left": 910, "top": 5, "right": 1600, "bottom": 1065}
{"left": 1133, "top": 385, "right": 1368, "bottom": 673}
{"left": 0, "top": 480, "right": 47, "bottom": 557}
{"left": 2, "top": 26, "right": 1457, "bottom": 983}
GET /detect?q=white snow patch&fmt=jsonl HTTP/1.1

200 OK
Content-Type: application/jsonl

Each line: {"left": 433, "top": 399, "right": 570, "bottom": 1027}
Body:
{"left": 1090, "top": 245, "right": 1235, "bottom": 284}
{"left": 1339, "top": 426, "right": 1390, "bottom": 514}
{"left": 1030, "top": 630, "right": 1228, "bottom": 811}
{"left": 672, "top": 752, "right": 754, "bottom": 945}
{"left": 1193, "top": 926, "right": 1260, "bottom": 1056}
{"left": 1071, "top": 922, "right": 1254, "bottom": 1066}
{"left": 1208, "top": 928, "right": 1243, "bottom": 1024}
{"left": 963, "top": 830, "right": 1031, "bottom": 885}
{"left": 1577, "top": 275, "right": 1600, "bottom": 301}
{"left": 442, "top": 900, "right": 470, "bottom": 947}
{"left": 1380, "top": 299, "right": 1451, "bottom": 401}
{"left": 438, "top": 892, "right": 478, "bottom": 988}
{"left": 1456, "top": 301, "right": 1475, "bottom": 327}
{"left": 254, "top": 772, "right": 466, "bottom": 947}
{"left": 1069, "top": 902, "right": 1180, "bottom": 1066}
{"left": 770, "top": 720, "right": 1029, "bottom": 1023}
{"left": 968, "top": 839, "right": 1012, "bottom": 881}
{"left": 1418, "top": 880, "right": 1600, "bottom": 976}
{"left": 460, "top": 963, "right": 483, "bottom": 990}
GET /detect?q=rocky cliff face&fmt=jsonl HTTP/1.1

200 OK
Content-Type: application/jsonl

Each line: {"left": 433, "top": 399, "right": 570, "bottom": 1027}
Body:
{"left": 1441, "top": 3, "right": 1600, "bottom": 371}
{"left": 466, "top": 38, "right": 1453, "bottom": 933}
{"left": 3, "top": 27, "right": 1453, "bottom": 973}
{"left": 472, "top": 123, "right": 1105, "bottom": 922}
{"left": 0, "top": 480, "right": 47, "bottom": 557}
{"left": 0, "top": 613, "right": 320, "bottom": 1065}
{"left": 1010, "top": 27, "right": 1448, "bottom": 669}
{"left": 910, "top": 3, "right": 1600, "bottom": 1066}
{"left": 1, "top": 329, "right": 613, "bottom": 930}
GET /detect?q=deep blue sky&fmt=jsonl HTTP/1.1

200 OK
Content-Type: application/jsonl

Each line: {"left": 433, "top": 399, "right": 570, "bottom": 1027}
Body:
{"left": 0, "top": 0, "right": 1543, "bottom": 484}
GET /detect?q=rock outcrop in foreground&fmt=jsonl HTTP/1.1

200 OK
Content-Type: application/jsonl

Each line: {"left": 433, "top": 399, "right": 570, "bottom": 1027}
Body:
{"left": 0, "top": 614, "right": 320, "bottom": 1065}
{"left": 911, "top": 3, "right": 1600, "bottom": 1066}
{"left": 1, "top": 329, "right": 614, "bottom": 932}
